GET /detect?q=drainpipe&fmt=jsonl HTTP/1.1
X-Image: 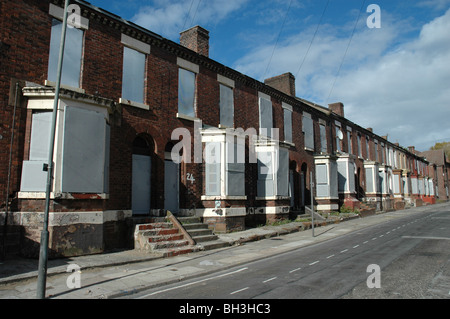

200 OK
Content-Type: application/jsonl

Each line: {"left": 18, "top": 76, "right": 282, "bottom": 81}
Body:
{"left": 2, "top": 82, "right": 20, "bottom": 260}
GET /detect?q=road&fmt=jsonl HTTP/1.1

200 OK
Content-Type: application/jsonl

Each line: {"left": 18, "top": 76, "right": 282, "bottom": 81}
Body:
{"left": 128, "top": 206, "right": 450, "bottom": 299}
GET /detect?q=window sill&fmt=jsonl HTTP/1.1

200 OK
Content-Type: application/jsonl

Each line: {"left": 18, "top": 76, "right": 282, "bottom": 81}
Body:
{"left": 176, "top": 113, "right": 201, "bottom": 122}
{"left": 218, "top": 124, "right": 234, "bottom": 129}
{"left": 282, "top": 140, "right": 295, "bottom": 147}
{"left": 119, "top": 98, "right": 149, "bottom": 110}
{"left": 304, "top": 147, "right": 314, "bottom": 152}
{"left": 256, "top": 196, "right": 291, "bottom": 201}
{"left": 18, "top": 192, "right": 109, "bottom": 200}
{"left": 45, "top": 80, "right": 85, "bottom": 94}
{"left": 201, "top": 195, "right": 247, "bottom": 201}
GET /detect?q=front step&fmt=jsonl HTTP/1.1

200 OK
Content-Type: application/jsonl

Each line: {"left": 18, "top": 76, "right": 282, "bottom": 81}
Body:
{"left": 134, "top": 221, "right": 188, "bottom": 252}
{"left": 178, "top": 217, "right": 219, "bottom": 243}
{"left": 134, "top": 215, "right": 229, "bottom": 256}
{"left": 178, "top": 216, "right": 228, "bottom": 250}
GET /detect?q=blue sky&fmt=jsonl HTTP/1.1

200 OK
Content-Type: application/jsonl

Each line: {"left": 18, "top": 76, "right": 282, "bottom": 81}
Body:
{"left": 88, "top": 0, "right": 450, "bottom": 152}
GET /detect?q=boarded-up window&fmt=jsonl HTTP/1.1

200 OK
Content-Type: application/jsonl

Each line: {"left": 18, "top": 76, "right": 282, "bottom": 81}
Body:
{"left": 357, "top": 134, "right": 362, "bottom": 157}
{"left": 259, "top": 96, "right": 273, "bottom": 138}
{"left": 226, "top": 137, "right": 245, "bottom": 196}
{"left": 178, "top": 68, "right": 196, "bottom": 117}
{"left": 21, "top": 106, "right": 110, "bottom": 193}
{"left": 302, "top": 114, "right": 314, "bottom": 150}
{"left": 320, "top": 124, "right": 327, "bottom": 153}
{"left": 122, "top": 47, "right": 146, "bottom": 104}
{"left": 48, "top": 19, "right": 83, "bottom": 88}
{"left": 257, "top": 151, "right": 274, "bottom": 197}
{"left": 336, "top": 126, "right": 342, "bottom": 152}
{"left": 366, "top": 136, "right": 370, "bottom": 160}
{"left": 374, "top": 140, "right": 379, "bottom": 162}
{"left": 61, "top": 106, "right": 109, "bottom": 193}
{"left": 276, "top": 148, "right": 289, "bottom": 196}
{"left": 29, "top": 112, "right": 52, "bottom": 161}
{"left": 20, "top": 112, "right": 52, "bottom": 191}
{"left": 283, "top": 108, "right": 292, "bottom": 143}
{"left": 365, "top": 167, "right": 374, "bottom": 193}
{"left": 205, "top": 142, "right": 221, "bottom": 196}
{"left": 316, "top": 164, "right": 329, "bottom": 197}
{"left": 220, "top": 84, "right": 234, "bottom": 127}
{"left": 337, "top": 161, "right": 347, "bottom": 193}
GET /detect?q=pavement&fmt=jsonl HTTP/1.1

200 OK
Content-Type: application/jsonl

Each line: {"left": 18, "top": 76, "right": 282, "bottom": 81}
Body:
{"left": 0, "top": 202, "right": 448, "bottom": 299}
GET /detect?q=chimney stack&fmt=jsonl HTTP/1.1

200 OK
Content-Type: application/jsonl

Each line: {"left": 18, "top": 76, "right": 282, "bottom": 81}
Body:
{"left": 180, "top": 25, "right": 210, "bottom": 57}
{"left": 264, "top": 72, "right": 296, "bottom": 97}
{"left": 328, "top": 102, "right": 344, "bottom": 117}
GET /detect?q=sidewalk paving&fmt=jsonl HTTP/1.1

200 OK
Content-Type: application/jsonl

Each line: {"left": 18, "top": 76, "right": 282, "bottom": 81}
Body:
{"left": 0, "top": 202, "right": 448, "bottom": 299}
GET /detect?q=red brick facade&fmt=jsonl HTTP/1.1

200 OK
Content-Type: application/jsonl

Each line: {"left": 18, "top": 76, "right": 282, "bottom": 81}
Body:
{"left": 0, "top": 0, "right": 447, "bottom": 258}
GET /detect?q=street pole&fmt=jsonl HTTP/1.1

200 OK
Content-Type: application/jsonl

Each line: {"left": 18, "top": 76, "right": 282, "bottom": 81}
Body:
{"left": 310, "top": 171, "right": 314, "bottom": 237}
{"left": 36, "top": 0, "right": 70, "bottom": 299}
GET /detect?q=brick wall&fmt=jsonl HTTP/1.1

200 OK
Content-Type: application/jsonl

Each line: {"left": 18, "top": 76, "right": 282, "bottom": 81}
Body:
{"left": 0, "top": 0, "right": 441, "bottom": 256}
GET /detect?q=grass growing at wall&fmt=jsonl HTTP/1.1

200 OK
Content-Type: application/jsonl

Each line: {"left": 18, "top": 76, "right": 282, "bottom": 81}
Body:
{"left": 339, "top": 205, "right": 360, "bottom": 215}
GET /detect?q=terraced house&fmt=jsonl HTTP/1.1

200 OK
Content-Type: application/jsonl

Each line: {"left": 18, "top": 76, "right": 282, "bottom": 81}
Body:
{"left": 0, "top": 0, "right": 447, "bottom": 258}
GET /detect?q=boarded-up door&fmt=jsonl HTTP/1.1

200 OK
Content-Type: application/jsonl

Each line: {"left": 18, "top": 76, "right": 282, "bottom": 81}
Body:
{"left": 132, "top": 154, "right": 151, "bottom": 215}
{"left": 164, "top": 159, "right": 179, "bottom": 215}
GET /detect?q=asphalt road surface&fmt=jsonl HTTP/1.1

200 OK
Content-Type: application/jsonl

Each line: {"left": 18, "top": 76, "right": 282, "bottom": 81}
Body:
{"left": 129, "top": 207, "right": 450, "bottom": 299}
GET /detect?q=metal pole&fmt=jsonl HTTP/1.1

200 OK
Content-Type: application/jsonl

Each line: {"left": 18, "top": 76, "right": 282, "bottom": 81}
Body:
{"left": 36, "top": 0, "right": 70, "bottom": 299}
{"left": 310, "top": 171, "right": 314, "bottom": 237}
{"left": 2, "top": 83, "right": 20, "bottom": 260}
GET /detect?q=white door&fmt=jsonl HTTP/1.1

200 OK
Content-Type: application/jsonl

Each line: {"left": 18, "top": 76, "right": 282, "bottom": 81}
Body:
{"left": 132, "top": 154, "right": 151, "bottom": 215}
{"left": 164, "top": 160, "right": 179, "bottom": 215}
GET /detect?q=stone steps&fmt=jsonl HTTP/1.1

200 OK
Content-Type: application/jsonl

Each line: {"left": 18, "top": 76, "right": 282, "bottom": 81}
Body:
{"left": 134, "top": 215, "right": 229, "bottom": 256}
{"left": 178, "top": 217, "right": 223, "bottom": 245}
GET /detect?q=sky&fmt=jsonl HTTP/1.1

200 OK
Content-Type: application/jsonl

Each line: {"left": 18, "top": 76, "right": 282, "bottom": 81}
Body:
{"left": 87, "top": 0, "right": 450, "bottom": 152}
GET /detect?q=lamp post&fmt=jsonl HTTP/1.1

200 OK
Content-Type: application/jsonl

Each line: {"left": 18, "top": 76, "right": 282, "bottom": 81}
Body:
{"left": 310, "top": 171, "right": 315, "bottom": 237}
{"left": 36, "top": 0, "right": 70, "bottom": 299}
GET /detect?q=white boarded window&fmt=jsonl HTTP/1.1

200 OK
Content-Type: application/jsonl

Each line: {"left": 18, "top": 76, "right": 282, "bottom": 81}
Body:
{"left": 178, "top": 68, "right": 196, "bottom": 117}
{"left": 61, "top": 106, "right": 109, "bottom": 193}
{"left": 29, "top": 112, "right": 52, "bottom": 161}
{"left": 302, "top": 113, "right": 314, "bottom": 150}
{"left": 257, "top": 151, "right": 274, "bottom": 197}
{"left": 205, "top": 142, "right": 221, "bottom": 196}
{"left": 374, "top": 140, "right": 379, "bottom": 162}
{"left": 48, "top": 19, "right": 83, "bottom": 88}
{"left": 365, "top": 167, "right": 374, "bottom": 193}
{"left": 259, "top": 94, "right": 273, "bottom": 138}
{"left": 336, "top": 126, "right": 342, "bottom": 153}
{"left": 226, "top": 136, "right": 245, "bottom": 196}
{"left": 366, "top": 136, "right": 370, "bottom": 160}
{"left": 320, "top": 124, "right": 327, "bottom": 153}
{"left": 316, "top": 164, "right": 328, "bottom": 197}
{"left": 122, "top": 47, "right": 146, "bottom": 104}
{"left": 220, "top": 84, "right": 234, "bottom": 127}
{"left": 357, "top": 134, "right": 362, "bottom": 157}
{"left": 21, "top": 106, "right": 110, "bottom": 193}
{"left": 20, "top": 111, "right": 53, "bottom": 192}
{"left": 283, "top": 107, "right": 293, "bottom": 143}
{"left": 277, "top": 148, "right": 289, "bottom": 197}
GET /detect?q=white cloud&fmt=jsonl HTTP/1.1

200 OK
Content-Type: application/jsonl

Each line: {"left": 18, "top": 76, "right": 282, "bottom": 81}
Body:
{"left": 131, "top": 0, "right": 248, "bottom": 40}
{"left": 416, "top": 0, "right": 450, "bottom": 10}
{"left": 233, "top": 8, "right": 450, "bottom": 151}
